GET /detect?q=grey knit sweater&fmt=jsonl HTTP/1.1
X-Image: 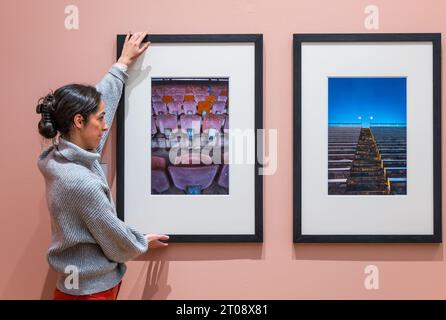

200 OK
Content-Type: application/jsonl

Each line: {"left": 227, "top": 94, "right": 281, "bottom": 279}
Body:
{"left": 38, "top": 64, "right": 148, "bottom": 296}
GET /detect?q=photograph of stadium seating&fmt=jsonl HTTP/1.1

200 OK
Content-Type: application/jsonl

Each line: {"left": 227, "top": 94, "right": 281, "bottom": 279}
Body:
{"left": 151, "top": 78, "right": 229, "bottom": 195}
{"left": 328, "top": 77, "right": 407, "bottom": 196}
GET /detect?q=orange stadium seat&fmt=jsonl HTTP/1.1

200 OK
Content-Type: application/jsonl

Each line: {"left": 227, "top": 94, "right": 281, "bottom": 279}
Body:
{"left": 197, "top": 100, "right": 212, "bottom": 116}
{"left": 162, "top": 95, "right": 173, "bottom": 103}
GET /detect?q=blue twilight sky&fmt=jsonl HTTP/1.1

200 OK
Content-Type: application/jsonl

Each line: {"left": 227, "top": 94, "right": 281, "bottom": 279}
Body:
{"left": 328, "top": 77, "right": 406, "bottom": 126}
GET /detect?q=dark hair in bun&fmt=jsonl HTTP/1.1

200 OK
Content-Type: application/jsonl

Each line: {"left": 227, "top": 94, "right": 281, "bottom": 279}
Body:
{"left": 36, "top": 84, "right": 102, "bottom": 139}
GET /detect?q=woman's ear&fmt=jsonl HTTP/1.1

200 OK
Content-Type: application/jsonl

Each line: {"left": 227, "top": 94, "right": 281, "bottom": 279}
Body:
{"left": 73, "top": 114, "right": 84, "bottom": 129}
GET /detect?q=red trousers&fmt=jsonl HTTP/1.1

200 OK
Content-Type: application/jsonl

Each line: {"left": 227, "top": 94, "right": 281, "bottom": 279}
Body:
{"left": 53, "top": 282, "right": 122, "bottom": 300}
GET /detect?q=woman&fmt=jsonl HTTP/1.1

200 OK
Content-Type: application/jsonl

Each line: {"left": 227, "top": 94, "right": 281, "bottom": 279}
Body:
{"left": 36, "top": 32, "right": 169, "bottom": 300}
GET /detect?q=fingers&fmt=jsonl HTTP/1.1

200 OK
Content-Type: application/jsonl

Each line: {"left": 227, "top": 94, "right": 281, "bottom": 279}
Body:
{"left": 149, "top": 239, "right": 169, "bottom": 249}
{"left": 135, "top": 31, "right": 148, "bottom": 45}
{"left": 125, "top": 32, "right": 140, "bottom": 46}
{"left": 130, "top": 31, "right": 145, "bottom": 44}
{"left": 146, "top": 233, "right": 170, "bottom": 240}
{"left": 152, "top": 234, "right": 169, "bottom": 241}
{"left": 125, "top": 31, "right": 149, "bottom": 44}
{"left": 138, "top": 41, "right": 150, "bottom": 54}
{"left": 145, "top": 234, "right": 169, "bottom": 249}
{"left": 158, "top": 234, "right": 169, "bottom": 240}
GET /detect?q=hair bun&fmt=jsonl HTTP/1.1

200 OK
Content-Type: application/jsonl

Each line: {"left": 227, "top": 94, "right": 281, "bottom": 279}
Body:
{"left": 36, "top": 103, "right": 45, "bottom": 114}
{"left": 36, "top": 92, "right": 56, "bottom": 114}
{"left": 37, "top": 92, "right": 58, "bottom": 139}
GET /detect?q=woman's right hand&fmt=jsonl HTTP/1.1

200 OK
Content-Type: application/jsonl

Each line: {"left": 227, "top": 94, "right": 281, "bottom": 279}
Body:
{"left": 144, "top": 234, "right": 169, "bottom": 249}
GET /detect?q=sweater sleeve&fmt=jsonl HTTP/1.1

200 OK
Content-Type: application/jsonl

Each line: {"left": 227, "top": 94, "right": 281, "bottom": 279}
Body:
{"left": 95, "top": 63, "right": 128, "bottom": 155}
{"left": 67, "top": 181, "right": 148, "bottom": 263}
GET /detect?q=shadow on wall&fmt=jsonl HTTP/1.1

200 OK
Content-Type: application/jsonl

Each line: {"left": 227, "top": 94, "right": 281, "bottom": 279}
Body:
{"left": 141, "top": 261, "right": 170, "bottom": 299}
{"left": 41, "top": 268, "right": 58, "bottom": 299}
{"left": 126, "top": 261, "right": 172, "bottom": 300}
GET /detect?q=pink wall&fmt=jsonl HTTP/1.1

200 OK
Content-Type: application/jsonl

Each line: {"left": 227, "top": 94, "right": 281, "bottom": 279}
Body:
{"left": 1, "top": 0, "right": 445, "bottom": 299}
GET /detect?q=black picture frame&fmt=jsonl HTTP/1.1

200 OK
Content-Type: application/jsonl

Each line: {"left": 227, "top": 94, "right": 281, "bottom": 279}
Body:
{"left": 293, "top": 33, "right": 442, "bottom": 243}
{"left": 116, "top": 34, "right": 263, "bottom": 242}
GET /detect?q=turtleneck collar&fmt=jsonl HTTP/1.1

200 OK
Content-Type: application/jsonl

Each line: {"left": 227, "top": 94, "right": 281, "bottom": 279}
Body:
{"left": 56, "top": 137, "right": 101, "bottom": 167}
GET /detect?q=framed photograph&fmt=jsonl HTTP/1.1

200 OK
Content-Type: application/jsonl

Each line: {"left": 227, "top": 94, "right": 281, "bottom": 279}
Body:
{"left": 293, "top": 33, "right": 441, "bottom": 243}
{"left": 116, "top": 34, "right": 263, "bottom": 242}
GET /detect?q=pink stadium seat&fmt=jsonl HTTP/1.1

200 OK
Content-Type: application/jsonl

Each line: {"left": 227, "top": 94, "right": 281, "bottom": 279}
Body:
{"left": 217, "top": 96, "right": 228, "bottom": 103}
{"left": 167, "top": 102, "right": 182, "bottom": 115}
{"left": 217, "top": 164, "right": 229, "bottom": 190}
{"left": 173, "top": 88, "right": 186, "bottom": 94}
{"left": 211, "top": 101, "right": 226, "bottom": 114}
{"left": 151, "top": 116, "right": 157, "bottom": 135}
{"left": 168, "top": 165, "right": 219, "bottom": 194}
{"left": 153, "top": 88, "right": 163, "bottom": 95}
{"left": 153, "top": 102, "right": 168, "bottom": 115}
{"left": 193, "top": 88, "right": 207, "bottom": 95}
{"left": 156, "top": 114, "right": 178, "bottom": 134}
{"left": 180, "top": 114, "right": 202, "bottom": 134}
{"left": 182, "top": 101, "right": 198, "bottom": 115}
{"left": 151, "top": 156, "right": 169, "bottom": 193}
{"left": 152, "top": 156, "right": 166, "bottom": 170}
{"left": 203, "top": 114, "right": 225, "bottom": 131}
{"left": 172, "top": 153, "right": 212, "bottom": 165}
{"left": 223, "top": 115, "right": 229, "bottom": 130}
{"left": 195, "top": 94, "right": 207, "bottom": 102}
{"left": 173, "top": 94, "right": 184, "bottom": 102}
{"left": 152, "top": 95, "right": 163, "bottom": 102}
{"left": 151, "top": 170, "right": 170, "bottom": 193}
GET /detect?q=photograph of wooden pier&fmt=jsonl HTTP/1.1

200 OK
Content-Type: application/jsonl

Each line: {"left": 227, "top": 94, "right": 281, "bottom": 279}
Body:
{"left": 328, "top": 77, "right": 407, "bottom": 195}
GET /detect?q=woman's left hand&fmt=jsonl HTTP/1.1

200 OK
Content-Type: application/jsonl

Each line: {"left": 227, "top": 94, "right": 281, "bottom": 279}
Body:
{"left": 117, "top": 31, "right": 150, "bottom": 66}
{"left": 144, "top": 234, "right": 169, "bottom": 249}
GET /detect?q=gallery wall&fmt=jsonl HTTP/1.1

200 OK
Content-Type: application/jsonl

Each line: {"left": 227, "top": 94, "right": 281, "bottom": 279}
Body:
{"left": 1, "top": 0, "right": 445, "bottom": 299}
